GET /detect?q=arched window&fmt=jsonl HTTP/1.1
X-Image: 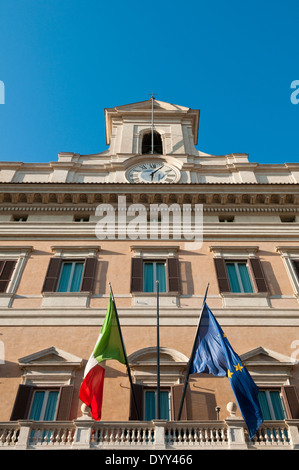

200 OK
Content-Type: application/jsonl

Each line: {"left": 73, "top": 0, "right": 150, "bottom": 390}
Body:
{"left": 142, "top": 131, "right": 163, "bottom": 154}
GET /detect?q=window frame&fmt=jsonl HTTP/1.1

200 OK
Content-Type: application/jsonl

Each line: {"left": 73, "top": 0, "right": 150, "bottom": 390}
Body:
{"left": 258, "top": 388, "right": 287, "bottom": 421}
{"left": 130, "top": 246, "right": 181, "bottom": 306}
{"left": 225, "top": 260, "right": 254, "bottom": 293}
{"left": 276, "top": 246, "right": 299, "bottom": 299}
{"left": 56, "top": 259, "right": 85, "bottom": 293}
{"left": 210, "top": 246, "right": 269, "bottom": 307}
{"left": 74, "top": 215, "right": 90, "bottom": 222}
{"left": 143, "top": 260, "right": 167, "bottom": 293}
{"left": 240, "top": 347, "right": 299, "bottom": 419}
{"left": 144, "top": 387, "right": 171, "bottom": 421}
{"left": 0, "top": 246, "right": 32, "bottom": 306}
{"left": 128, "top": 347, "right": 189, "bottom": 421}
{"left": 41, "top": 246, "right": 99, "bottom": 307}
{"left": 141, "top": 130, "right": 163, "bottom": 155}
{"left": 28, "top": 388, "right": 60, "bottom": 421}
{"left": 11, "top": 347, "right": 83, "bottom": 422}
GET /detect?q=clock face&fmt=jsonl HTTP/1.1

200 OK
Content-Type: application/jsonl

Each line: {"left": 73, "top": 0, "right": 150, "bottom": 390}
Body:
{"left": 126, "top": 162, "right": 179, "bottom": 183}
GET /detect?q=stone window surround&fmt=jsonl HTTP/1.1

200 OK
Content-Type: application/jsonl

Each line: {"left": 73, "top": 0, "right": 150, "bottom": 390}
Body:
{"left": 135, "top": 127, "right": 168, "bottom": 155}
{"left": 209, "top": 245, "right": 269, "bottom": 308}
{"left": 0, "top": 245, "right": 33, "bottom": 307}
{"left": 276, "top": 246, "right": 299, "bottom": 300}
{"left": 130, "top": 245, "right": 180, "bottom": 307}
{"left": 41, "top": 245, "right": 100, "bottom": 308}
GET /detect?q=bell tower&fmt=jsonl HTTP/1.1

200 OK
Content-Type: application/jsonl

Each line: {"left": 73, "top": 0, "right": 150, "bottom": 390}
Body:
{"left": 104, "top": 99, "right": 200, "bottom": 158}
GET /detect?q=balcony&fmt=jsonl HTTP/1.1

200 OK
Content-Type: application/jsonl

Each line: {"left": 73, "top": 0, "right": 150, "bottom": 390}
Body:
{"left": 1, "top": 418, "right": 299, "bottom": 450}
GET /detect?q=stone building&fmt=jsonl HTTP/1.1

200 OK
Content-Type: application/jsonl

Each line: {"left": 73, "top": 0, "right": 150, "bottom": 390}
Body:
{"left": 0, "top": 98, "right": 299, "bottom": 449}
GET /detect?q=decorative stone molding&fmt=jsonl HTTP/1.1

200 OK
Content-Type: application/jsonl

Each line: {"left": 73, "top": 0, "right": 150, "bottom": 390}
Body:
{"left": 0, "top": 246, "right": 33, "bottom": 307}
{"left": 128, "top": 347, "right": 188, "bottom": 386}
{"left": 276, "top": 246, "right": 299, "bottom": 300}
{"left": 240, "top": 346, "right": 295, "bottom": 387}
{"left": 209, "top": 245, "right": 259, "bottom": 258}
{"left": 51, "top": 245, "right": 100, "bottom": 258}
{"left": 18, "top": 346, "right": 83, "bottom": 386}
{"left": 130, "top": 245, "right": 179, "bottom": 259}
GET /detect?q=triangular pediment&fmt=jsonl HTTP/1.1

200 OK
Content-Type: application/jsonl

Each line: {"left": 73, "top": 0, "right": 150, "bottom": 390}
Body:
{"left": 110, "top": 99, "right": 191, "bottom": 113}
{"left": 18, "top": 346, "right": 83, "bottom": 366}
{"left": 240, "top": 346, "right": 295, "bottom": 365}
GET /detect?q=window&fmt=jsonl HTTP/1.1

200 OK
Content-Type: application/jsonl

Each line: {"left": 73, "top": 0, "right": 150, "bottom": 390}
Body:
{"left": 29, "top": 389, "right": 59, "bottom": 421}
{"left": 276, "top": 246, "right": 299, "bottom": 297}
{"left": 42, "top": 257, "right": 97, "bottom": 293}
{"left": 142, "top": 131, "right": 163, "bottom": 154}
{"left": 12, "top": 215, "right": 28, "bottom": 221}
{"left": 0, "top": 247, "right": 32, "bottom": 306}
{"left": 219, "top": 215, "right": 234, "bottom": 223}
{"left": 240, "top": 347, "right": 299, "bottom": 420}
{"left": 57, "top": 261, "right": 84, "bottom": 292}
{"left": 213, "top": 257, "right": 268, "bottom": 294}
{"left": 258, "top": 390, "right": 286, "bottom": 420}
{"left": 74, "top": 215, "right": 90, "bottom": 222}
{"left": 280, "top": 215, "right": 296, "bottom": 223}
{"left": 226, "top": 261, "right": 253, "bottom": 293}
{"left": 0, "top": 260, "right": 17, "bottom": 293}
{"left": 144, "top": 261, "right": 166, "bottom": 293}
{"left": 10, "top": 384, "right": 74, "bottom": 421}
{"left": 11, "top": 347, "right": 83, "bottom": 422}
{"left": 128, "top": 347, "right": 215, "bottom": 422}
{"left": 131, "top": 257, "right": 180, "bottom": 293}
{"left": 144, "top": 389, "right": 170, "bottom": 421}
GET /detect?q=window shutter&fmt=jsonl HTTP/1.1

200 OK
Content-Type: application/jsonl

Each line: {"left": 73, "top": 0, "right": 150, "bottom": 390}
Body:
{"left": 10, "top": 384, "right": 34, "bottom": 420}
{"left": 167, "top": 258, "right": 181, "bottom": 292}
{"left": 42, "top": 258, "right": 62, "bottom": 292}
{"left": 130, "top": 258, "right": 143, "bottom": 292}
{"left": 282, "top": 385, "right": 299, "bottom": 419}
{"left": 0, "top": 260, "right": 17, "bottom": 293}
{"left": 214, "top": 258, "right": 230, "bottom": 292}
{"left": 171, "top": 384, "right": 187, "bottom": 420}
{"left": 81, "top": 258, "right": 97, "bottom": 292}
{"left": 249, "top": 258, "right": 268, "bottom": 293}
{"left": 129, "top": 383, "right": 144, "bottom": 420}
{"left": 56, "top": 385, "right": 74, "bottom": 420}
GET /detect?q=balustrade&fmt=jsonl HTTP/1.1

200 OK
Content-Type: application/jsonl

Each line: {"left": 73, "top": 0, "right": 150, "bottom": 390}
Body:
{"left": 0, "top": 419, "right": 298, "bottom": 450}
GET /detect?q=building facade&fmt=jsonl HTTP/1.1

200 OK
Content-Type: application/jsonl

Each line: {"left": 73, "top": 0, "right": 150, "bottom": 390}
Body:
{"left": 0, "top": 98, "right": 299, "bottom": 449}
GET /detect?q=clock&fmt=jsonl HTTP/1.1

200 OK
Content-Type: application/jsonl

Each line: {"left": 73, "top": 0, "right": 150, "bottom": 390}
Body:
{"left": 126, "top": 162, "right": 179, "bottom": 183}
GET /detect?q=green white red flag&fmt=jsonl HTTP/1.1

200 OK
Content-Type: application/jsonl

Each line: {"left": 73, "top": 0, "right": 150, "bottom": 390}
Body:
{"left": 79, "top": 294, "right": 126, "bottom": 420}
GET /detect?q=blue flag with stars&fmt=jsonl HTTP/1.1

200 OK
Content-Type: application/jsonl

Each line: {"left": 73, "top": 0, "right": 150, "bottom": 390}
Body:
{"left": 190, "top": 303, "right": 263, "bottom": 439}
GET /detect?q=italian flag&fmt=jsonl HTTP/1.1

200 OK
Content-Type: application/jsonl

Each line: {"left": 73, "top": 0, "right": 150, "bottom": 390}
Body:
{"left": 79, "top": 294, "right": 126, "bottom": 420}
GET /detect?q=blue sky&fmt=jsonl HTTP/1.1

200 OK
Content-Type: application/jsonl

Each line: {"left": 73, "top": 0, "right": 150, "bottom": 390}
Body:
{"left": 1, "top": 0, "right": 299, "bottom": 164}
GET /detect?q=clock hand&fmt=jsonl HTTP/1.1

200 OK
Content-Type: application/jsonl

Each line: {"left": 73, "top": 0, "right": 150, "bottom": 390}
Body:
{"left": 150, "top": 165, "right": 164, "bottom": 178}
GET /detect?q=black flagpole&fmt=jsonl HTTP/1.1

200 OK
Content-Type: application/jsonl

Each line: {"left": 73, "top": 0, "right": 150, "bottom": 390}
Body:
{"left": 109, "top": 282, "right": 141, "bottom": 420}
{"left": 156, "top": 280, "right": 160, "bottom": 419}
{"left": 177, "top": 283, "right": 210, "bottom": 421}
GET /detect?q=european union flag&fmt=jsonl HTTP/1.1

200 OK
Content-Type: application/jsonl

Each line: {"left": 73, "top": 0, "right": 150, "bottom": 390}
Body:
{"left": 190, "top": 303, "right": 263, "bottom": 439}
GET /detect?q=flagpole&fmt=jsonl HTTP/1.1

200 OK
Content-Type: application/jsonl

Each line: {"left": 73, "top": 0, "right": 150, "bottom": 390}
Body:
{"left": 177, "top": 283, "right": 210, "bottom": 421}
{"left": 151, "top": 94, "right": 155, "bottom": 154}
{"left": 156, "top": 280, "right": 160, "bottom": 419}
{"left": 109, "top": 282, "right": 141, "bottom": 420}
